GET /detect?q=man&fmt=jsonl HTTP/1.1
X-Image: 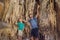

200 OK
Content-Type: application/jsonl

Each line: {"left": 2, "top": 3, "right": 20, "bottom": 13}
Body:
{"left": 28, "top": 5, "right": 40, "bottom": 40}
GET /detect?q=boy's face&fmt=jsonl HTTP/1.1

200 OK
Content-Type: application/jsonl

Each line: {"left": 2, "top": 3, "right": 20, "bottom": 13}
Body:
{"left": 19, "top": 18, "right": 22, "bottom": 22}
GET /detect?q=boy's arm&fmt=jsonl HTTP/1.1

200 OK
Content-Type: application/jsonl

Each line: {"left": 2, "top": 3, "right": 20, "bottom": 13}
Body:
{"left": 23, "top": 20, "right": 31, "bottom": 29}
{"left": 23, "top": 20, "right": 30, "bottom": 26}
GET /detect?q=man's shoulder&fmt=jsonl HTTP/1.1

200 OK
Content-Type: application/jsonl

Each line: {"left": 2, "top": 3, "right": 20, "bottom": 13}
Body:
{"left": 29, "top": 20, "right": 31, "bottom": 22}
{"left": 33, "top": 17, "right": 37, "bottom": 20}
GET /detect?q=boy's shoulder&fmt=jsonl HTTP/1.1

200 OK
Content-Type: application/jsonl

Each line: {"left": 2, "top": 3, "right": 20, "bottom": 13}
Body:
{"left": 17, "top": 22, "right": 20, "bottom": 23}
{"left": 17, "top": 22, "right": 22, "bottom": 24}
{"left": 17, "top": 22, "right": 25, "bottom": 25}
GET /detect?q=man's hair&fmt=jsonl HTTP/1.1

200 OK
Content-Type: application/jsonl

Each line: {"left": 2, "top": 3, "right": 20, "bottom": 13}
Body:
{"left": 29, "top": 14, "right": 33, "bottom": 18}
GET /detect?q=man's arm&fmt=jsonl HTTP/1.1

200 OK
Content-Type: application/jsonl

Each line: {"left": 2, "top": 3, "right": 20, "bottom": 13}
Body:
{"left": 35, "top": 5, "right": 40, "bottom": 18}
{"left": 35, "top": 12, "right": 39, "bottom": 18}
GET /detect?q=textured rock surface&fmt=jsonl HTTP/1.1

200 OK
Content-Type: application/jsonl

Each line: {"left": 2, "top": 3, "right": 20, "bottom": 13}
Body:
{"left": 0, "top": 0, "right": 60, "bottom": 40}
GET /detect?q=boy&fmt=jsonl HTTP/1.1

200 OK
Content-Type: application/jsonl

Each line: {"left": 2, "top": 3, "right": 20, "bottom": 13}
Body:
{"left": 16, "top": 17, "right": 25, "bottom": 40}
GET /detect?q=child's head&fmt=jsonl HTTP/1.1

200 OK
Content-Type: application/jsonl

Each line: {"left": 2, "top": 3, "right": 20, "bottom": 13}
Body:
{"left": 19, "top": 18, "right": 22, "bottom": 22}
{"left": 18, "top": 16, "right": 23, "bottom": 22}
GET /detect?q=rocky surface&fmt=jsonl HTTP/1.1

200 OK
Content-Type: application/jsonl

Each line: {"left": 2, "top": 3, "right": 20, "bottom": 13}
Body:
{"left": 0, "top": 0, "right": 60, "bottom": 40}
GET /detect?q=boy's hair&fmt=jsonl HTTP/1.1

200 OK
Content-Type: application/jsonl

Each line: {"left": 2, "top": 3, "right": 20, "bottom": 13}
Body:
{"left": 17, "top": 16, "right": 22, "bottom": 22}
{"left": 17, "top": 18, "right": 20, "bottom": 22}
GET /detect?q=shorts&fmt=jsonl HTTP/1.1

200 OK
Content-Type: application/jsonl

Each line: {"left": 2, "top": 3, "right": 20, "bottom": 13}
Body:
{"left": 31, "top": 28, "right": 39, "bottom": 38}
{"left": 18, "top": 30, "right": 23, "bottom": 37}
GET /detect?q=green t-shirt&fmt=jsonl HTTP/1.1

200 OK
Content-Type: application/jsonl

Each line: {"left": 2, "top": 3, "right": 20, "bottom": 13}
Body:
{"left": 17, "top": 22, "right": 25, "bottom": 31}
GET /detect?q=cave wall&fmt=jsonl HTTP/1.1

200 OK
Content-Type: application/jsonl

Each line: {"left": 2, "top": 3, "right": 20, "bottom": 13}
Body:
{"left": 55, "top": 0, "right": 60, "bottom": 38}
{"left": 0, "top": 0, "right": 59, "bottom": 40}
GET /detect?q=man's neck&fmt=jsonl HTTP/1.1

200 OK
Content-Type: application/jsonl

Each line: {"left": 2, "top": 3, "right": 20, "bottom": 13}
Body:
{"left": 31, "top": 17, "right": 33, "bottom": 19}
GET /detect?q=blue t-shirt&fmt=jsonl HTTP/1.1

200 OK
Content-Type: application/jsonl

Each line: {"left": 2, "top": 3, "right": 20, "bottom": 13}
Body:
{"left": 17, "top": 22, "right": 25, "bottom": 31}
{"left": 29, "top": 17, "right": 38, "bottom": 29}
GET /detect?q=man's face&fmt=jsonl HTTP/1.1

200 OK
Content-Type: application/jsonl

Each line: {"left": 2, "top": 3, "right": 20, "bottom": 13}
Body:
{"left": 29, "top": 14, "right": 33, "bottom": 18}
